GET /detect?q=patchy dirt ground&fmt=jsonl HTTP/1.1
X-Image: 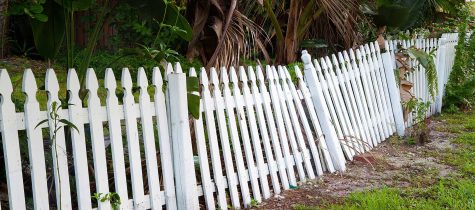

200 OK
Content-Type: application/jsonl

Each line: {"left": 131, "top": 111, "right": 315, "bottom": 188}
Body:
{"left": 257, "top": 119, "right": 458, "bottom": 209}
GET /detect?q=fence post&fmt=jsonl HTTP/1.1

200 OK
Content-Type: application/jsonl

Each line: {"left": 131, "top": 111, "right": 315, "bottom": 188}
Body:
{"left": 381, "top": 50, "right": 405, "bottom": 136}
{"left": 167, "top": 65, "right": 199, "bottom": 210}
{"left": 301, "top": 50, "right": 346, "bottom": 172}
{"left": 435, "top": 38, "right": 447, "bottom": 114}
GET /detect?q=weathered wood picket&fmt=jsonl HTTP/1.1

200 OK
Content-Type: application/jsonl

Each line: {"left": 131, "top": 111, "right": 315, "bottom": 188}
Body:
{"left": 0, "top": 33, "right": 458, "bottom": 209}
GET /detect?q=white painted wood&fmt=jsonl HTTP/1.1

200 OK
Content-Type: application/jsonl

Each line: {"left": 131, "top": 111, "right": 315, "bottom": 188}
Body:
{"left": 381, "top": 46, "right": 405, "bottom": 136}
{"left": 301, "top": 51, "right": 346, "bottom": 171}
{"left": 343, "top": 49, "right": 379, "bottom": 148}
{"left": 86, "top": 68, "right": 111, "bottom": 210}
{"left": 167, "top": 67, "right": 199, "bottom": 210}
{"left": 45, "top": 68, "right": 72, "bottom": 209}
{"left": 342, "top": 51, "right": 378, "bottom": 149}
{"left": 283, "top": 66, "right": 325, "bottom": 175}
{"left": 210, "top": 67, "right": 241, "bottom": 207}
{"left": 152, "top": 67, "right": 177, "bottom": 210}
{"left": 137, "top": 67, "right": 162, "bottom": 209}
{"left": 255, "top": 66, "right": 290, "bottom": 189}
{"left": 0, "top": 69, "right": 26, "bottom": 210}
{"left": 364, "top": 45, "right": 390, "bottom": 139}
{"left": 121, "top": 68, "right": 146, "bottom": 210}
{"left": 230, "top": 66, "right": 262, "bottom": 202}
{"left": 322, "top": 57, "right": 361, "bottom": 154}
{"left": 104, "top": 68, "right": 130, "bottom": 210}
{"left": 277, "top": 66, "right": 315, "bottom": 179}
{"left": 354, "top": 49, "right": 383, "bottom": 145}
{"left": 66, "top": 69, "right": 93, "bottom": 210}
{"left": 294, "top": 66, "right": 334, "bottom": 173}
{"left": 374, "top": 42, "right": 396, "bottom": 134}
{"left": 200, "top": 68, "right": 228, "bottom": 209}
{"left": 190, "top": 68, "right": 216, "bottom": 210}
{"left": 238, "top": 66, "right": 271, "bottom": 198}
{"left": 248, "top": 66, "right": 281, "bottom": 193}
{"left": 265, "top": 65, "right": 299, "bottom": 184}
{"left": 22, "top": 69, "right": 50, "bottom": 210}
{"left": 220, "top": 68, "right": 253, "bottom": 205}
{"left": 331, "top": 55, "right": 369, "bottom": 152}
{"left": 315, "top": 58, "right": 354, "bottom": 158}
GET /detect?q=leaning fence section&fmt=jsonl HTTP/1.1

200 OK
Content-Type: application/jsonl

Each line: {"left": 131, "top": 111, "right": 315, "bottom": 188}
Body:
{"left": 191, "top": 65, "right": 338, "bottom": 209}
{"left": 0, "top": 33, "right": 459, "bottom": 210}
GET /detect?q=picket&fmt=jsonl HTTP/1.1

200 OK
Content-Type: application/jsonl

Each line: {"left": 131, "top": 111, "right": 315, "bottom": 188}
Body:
{"left": 22, "top": 69, "right": 50, "bottom": 210}
{"left": 248, "top": 66, "right": 282, "bottom": 194}
{"left": 210, "top": 67, "right": 241, "bottom": 208}
{"left": 67, "top": 69, "right": 93, "bottom": 210}
{"left": 104, "top": 68, "right": 130, "bottom": 210}
{"left": 45, "top": 68, "right": 73, "bottom": 209}
{"left": 239, "top": 66, "right": 271, "bottom": 198}
{"left": 220, "top": 68, "right": 253, "bottom": 206}
{"left": 0, "top": 69, "right": 26, "bottom": 210}
{"left": 122, "top": 68, "right": 146, "bottom": 210}
{"left": 230, "top": 67, "right": 262, "bottom": 202}
{"left": 256, "top": 66, "right": 291, "bottom": 189}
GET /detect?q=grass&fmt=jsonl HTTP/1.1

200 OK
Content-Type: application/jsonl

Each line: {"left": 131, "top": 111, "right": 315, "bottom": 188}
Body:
{"left": 293, "top": 110, "right": 475, "bottom": 210}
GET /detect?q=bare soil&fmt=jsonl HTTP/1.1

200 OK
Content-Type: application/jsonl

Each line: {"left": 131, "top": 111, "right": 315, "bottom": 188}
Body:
{"left": 257, "top": 119, "right": 457, "bottom": 209}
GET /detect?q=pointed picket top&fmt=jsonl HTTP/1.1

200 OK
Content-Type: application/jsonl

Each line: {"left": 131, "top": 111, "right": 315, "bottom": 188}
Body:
{"left": 362, "top": 45, "right": 370, "bottom": 58}
{"left": 152, "top": 67, "right": 163, "bottom": 88}
{"left": 320, "top": 57, "right": 329, "bottom": 71}
{"left": 164, "top": 62, "right": 173, "bottom": 81}
{"left": 229, "top": 66, "right": 239, "bottom": 84}
{"left": 384, "top": 40, "right": 390, "bottom": 52}
{"left": 210, "top": 67, "right": 220, "bottom": 86}
{"left": 343, "top": 50, "right": 351, "bottom": 63}
{"left": 221, "top": 67, "right": 229, "bottom": 84}
{"left": 86, "top": 68, "right": 99, "bottom": 92}
{"left": 294, "top": 66, "right": 303, "bottom": 79}
{"left": 175, "top": 62, "right": 183, "bottom": 73}
{"left": 189, "top": 67, "right": 197, "bottom": 77}
{"left": 355, "top": 49, "right": 362, "bottom": 61}
{"left": 331, "top": 54, "right": 340, "bottom": 68}
{"left": 265, "top": 65, "right": 274, "bottom": 80}
{"left": 271, "top": 66, "right": 280, "bottom": 81}
{"left": 248, "top": 66, "right": 256, "bottom": 82}
{"left": 375, "top": 41, "right": 382, "bottom": 53}
{"left": 369, "top": 42, "right": 376, "bottom": 54}
{"left": 324, "top": 56, "right": 333, "bottom": 70}
{"left": 337, "top": 52, "right": 345, "bottom": 64}
{"left": 256, "top": 65, "right": 265, "bottom": 82}
{"left": 67, "top": 68, "right": 81, "bottom": 93}
{"left": 239, "top": 66, "right": 248, "bottom": 83}
{"left": 45, "top": 68, "right": 60, "bottom": 94}
{"left": 0, "top": 69, "right": 13, "bottom": 98}
{"left": 22, "top": 68, "right": 38, "bottom": 95}
{"left": 104, "top": 68, "right": 117, "bottom": 90}
{"left": 277, "top": 65, "right": 287, "bottom": 80}
{"left": 137, "top": 67, "right": 149, "bottom": 89}
{"left": 200, "top": 67, "right": 209, "bottom": 86}
{"left": 283, "top": 66, "right": 292, "bottom": 80}
{"left": 121, "top": 68, "right": 133, "bottom": 91}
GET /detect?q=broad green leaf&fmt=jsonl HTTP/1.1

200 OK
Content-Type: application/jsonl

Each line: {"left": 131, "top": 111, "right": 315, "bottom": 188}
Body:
{"left": 59, "top": 119, "right": 80, "bottom": 133}
{"left": 30, "top": 0, "right": 65, "bottom": 59}
{"left": 187, "top": 93, "right": 200, "bottom": 119}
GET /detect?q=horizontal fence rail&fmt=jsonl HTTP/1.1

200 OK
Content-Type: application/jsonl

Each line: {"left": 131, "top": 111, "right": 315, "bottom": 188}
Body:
{"left": 0, "top": 33, "right": 458, "bottom": 209}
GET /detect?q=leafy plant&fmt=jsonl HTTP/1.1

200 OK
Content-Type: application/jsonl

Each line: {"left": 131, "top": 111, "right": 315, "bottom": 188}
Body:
{"left": 404, "top": 98, "right": 431, "bottom": 145}
{"left": 35, "top": 101, "right": 79, "bottom": 210}
{"left": 92, "top": 192, "right": 121, "bottom": 210}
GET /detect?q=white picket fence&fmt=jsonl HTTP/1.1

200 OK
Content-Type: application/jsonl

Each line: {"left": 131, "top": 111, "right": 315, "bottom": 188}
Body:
{"left": 0, "top": 34, "right": 458, "bottom": 210}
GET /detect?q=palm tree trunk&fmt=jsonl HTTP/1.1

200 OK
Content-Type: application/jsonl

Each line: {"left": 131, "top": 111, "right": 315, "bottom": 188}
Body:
{"left": 0, "top": 0, "right": 9, "bottom": 58}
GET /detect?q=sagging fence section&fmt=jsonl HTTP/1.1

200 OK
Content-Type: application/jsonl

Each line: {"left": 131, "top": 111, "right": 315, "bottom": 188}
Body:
{"left": 0, "top": 35, "right": 458, "bottom": 210}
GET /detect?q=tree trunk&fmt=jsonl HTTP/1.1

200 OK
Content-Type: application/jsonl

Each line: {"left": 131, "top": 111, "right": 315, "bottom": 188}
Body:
{"left": 0, "top": 0, "right": 9, "bottom": 58}
{"left": 284, "top": 0, "right": 300, "bottom": 64}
